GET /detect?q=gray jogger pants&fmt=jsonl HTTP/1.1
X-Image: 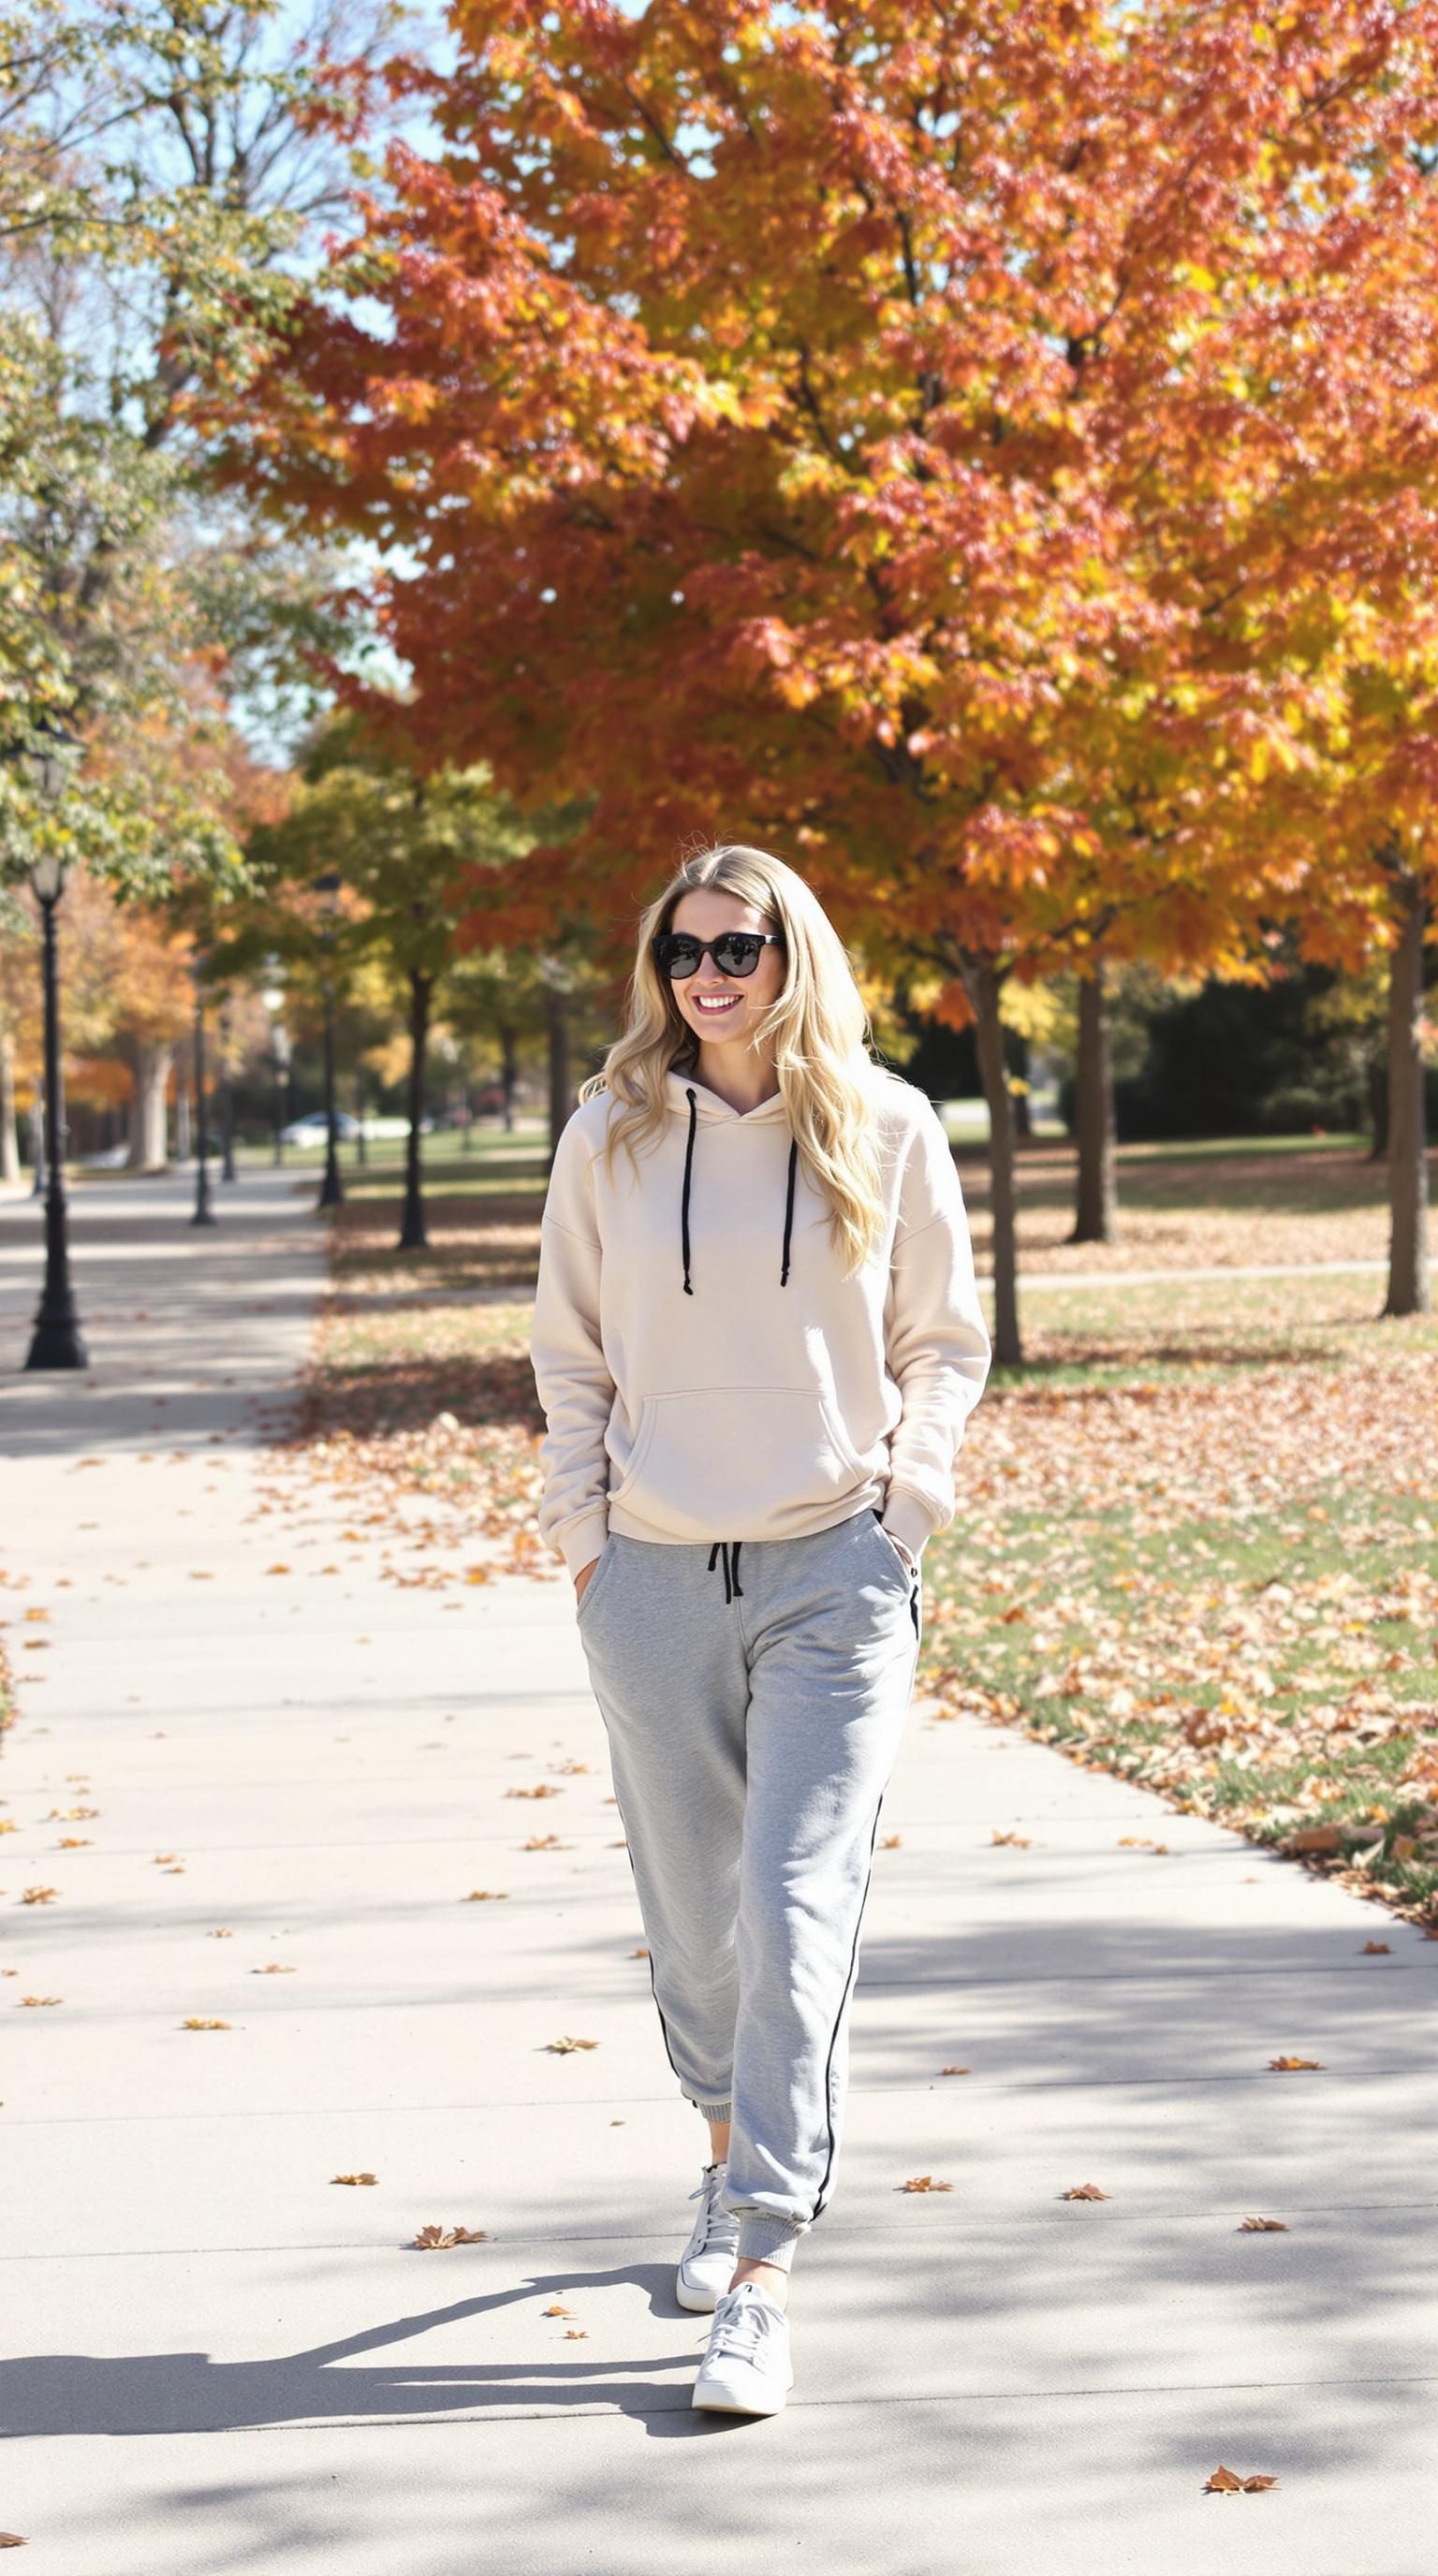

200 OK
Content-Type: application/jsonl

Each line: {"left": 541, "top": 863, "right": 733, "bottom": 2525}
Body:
{"left": 575, "top": 1501, "right": 923, "bottom": 2275}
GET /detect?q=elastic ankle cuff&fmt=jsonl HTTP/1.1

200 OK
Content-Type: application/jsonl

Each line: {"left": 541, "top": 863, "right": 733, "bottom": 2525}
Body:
{"left": 697, "top": 2100, "right": 732, "bottom": 2125}
{"left": 735, "top": 2214, "right": 803, "bottom": 2273}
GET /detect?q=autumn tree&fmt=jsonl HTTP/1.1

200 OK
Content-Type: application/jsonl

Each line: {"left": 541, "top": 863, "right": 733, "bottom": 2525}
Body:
{"left": 233, "top": 0, "right": 1438, "bottom": 1354}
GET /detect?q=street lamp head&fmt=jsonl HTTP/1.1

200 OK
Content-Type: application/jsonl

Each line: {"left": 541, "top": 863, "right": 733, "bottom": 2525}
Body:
{"left": 29, "top": 852, "right": 67, "bottom": 905}
{"left": 260, "top": 985, "right": 285, "bottom": 1015}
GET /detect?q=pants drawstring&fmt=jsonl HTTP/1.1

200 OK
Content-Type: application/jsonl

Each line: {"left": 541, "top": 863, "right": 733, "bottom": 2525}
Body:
{"left": 706, "top": 1540, "right": 743, "bottom": 1603}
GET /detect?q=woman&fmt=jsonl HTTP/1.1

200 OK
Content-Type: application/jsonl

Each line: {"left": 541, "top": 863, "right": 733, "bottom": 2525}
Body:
{"left": 530, "top": 842, "right": 991, "bottom": 2417}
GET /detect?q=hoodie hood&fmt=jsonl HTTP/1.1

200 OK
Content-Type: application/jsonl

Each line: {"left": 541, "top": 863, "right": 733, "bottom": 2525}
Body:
{"left": 663, "top": 1061, "right": 798, "bottom": 1296}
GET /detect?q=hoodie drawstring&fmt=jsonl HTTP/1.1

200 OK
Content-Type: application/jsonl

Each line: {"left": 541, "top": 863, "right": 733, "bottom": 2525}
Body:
{"left": 682, "top": 1084, "right": 798, "bottom": 1295}
{"left": 680, "top": 1087, "right": 700, "bottom": 1298}
{"left": 707, "top": 1539, "right": 743, "bottom": 1602}
{"left": 783, "top": 1138, "right": 803, "bottom": 1288}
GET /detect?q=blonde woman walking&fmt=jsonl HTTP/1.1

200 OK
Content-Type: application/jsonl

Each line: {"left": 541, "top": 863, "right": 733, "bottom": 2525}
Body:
{"left": 530, "top": 844, "right": 991, "bottom": 2417}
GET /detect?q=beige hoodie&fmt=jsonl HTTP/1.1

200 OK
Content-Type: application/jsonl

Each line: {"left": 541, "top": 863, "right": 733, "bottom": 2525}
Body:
{"left": 529, "top": 1061, "right": 992, "bottom": 1581}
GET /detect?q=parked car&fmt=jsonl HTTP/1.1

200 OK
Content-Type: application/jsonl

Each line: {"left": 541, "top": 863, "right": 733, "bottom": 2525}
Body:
{"left": 281, "top": 1109, "right": 360, "bottom": 1146}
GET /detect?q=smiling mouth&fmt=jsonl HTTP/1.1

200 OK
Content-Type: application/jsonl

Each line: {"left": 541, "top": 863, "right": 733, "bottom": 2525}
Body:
{"left": 694, "top": 992, "right": 742, "bottom": 1014}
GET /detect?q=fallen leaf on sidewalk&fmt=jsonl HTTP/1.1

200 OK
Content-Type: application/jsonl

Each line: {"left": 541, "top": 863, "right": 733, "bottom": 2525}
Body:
{"left": 543, "top": 2303, "right": 572, "bottom": 2317}
{"left": 332, "top": 2173, "right": 377, "bottom": 2186}
{"left": 251, "top": 1964, "right": 296, "bottom": 1974}
{"left": 21, "top": 1887, "right": 58, "bottom": 1904}
{"left": 1239, "top": 2216, "right": 1289, "bottom": 2231}
{"left": 181, "top": 2017, "right": 230, "bottom": 2030}
{"left": 1285, "top": 1824, "right": 1340, "bottom": 1853}
{"left": 19, "top": 1996, "right": 63, "bottom": 2006}
{"left": 990, "top": 1828, "right": 1032, "bottom": 1846}
{"left": 880, "top": 1832, "right": 902, "bottom": 1848}
{"left": 506, "top": 1783, "right": 563, "bottom": 1799}
{"left": 464, "top": 1889, "right": 510, "bottom": 1901}
{"left": 523, "top": 1834, "right": 568, "bottom": 1851}
{"left": 1062, "top": 2183, "right": 1110, "bottom": 2199}
{"left": 545, "top": 2035, "right": 599, "bottom": 2053}
{"left": 411, "top": 2223, "right": 489, "bottom": 2248}
{"left": 900, "top": 2175, "right": 953, "bottom": 2192}
{"left": 1360, "top": 1941, "right": 1390, "bottom": 1953}
{"left": 630, "top": 1947, "right": 649, "bottom": 1958}
{"left": 1205, "top": 2465, "right": 1277, "bottom": 2493}
{"left": 938, "top": 2065, "right": 971, "bottom": 2075}
{"left": 1269, "top": 2054, "right": 1324, "bottom": 2070}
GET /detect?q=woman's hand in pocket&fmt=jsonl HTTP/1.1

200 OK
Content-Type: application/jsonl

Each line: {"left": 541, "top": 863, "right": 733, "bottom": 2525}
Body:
{"left": 574, "top": 1555, "right": 601, "bottom": 1605}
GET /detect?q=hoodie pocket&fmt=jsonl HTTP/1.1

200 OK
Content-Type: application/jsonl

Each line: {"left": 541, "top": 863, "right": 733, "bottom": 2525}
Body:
{"left": 609, "top": 1385, "right": 871, "bottom": 1542}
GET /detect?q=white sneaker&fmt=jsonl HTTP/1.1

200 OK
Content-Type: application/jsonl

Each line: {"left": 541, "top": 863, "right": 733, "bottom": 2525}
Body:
{"left": 691, "top": 2279, "right": 794, "bottom": 2416}
{"left": 675, "top": 2160, "right": 742, "bottom": 2313}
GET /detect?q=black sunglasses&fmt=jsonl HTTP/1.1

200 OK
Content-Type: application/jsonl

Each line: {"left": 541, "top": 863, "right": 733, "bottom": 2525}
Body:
{"left": 652, "top": 929, "right": 785, "bottom": 980}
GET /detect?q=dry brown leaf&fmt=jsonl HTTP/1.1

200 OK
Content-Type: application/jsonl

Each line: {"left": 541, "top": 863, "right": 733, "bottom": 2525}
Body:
{"left": 1286, "top": 1825, "right": 1341, "bottom": 1853}
{"left": 1239, "top": 2217, "right": 1289, "bottom": 2232}
{"left": 523, "top": 1834, "right": 565, "bottom": 1851}
{"left": 506, "top": 1783, "right": 563, "bottom": 1800}
{"left": 1062, "top": 2182, "right": 1110, "bottom": 2200}
{"left": 21, "top": 1886, "right": 58, "bottom": 1904}
{"left": 1205, "top": 2465, "right": 1278, "bottom": 2493}
{"left": 630, "top": 1946, "right": 650, "bottom": 1959}
{"left": 0, "top": 2532, "right": 28, "bottom": 2546}
{"left": 265, "top": 1563, "right": 292, "bottom": 1575}
{"left": 209, "top": 1927, "right": 234, "bottom": 1938}
{"left": 1360, "top": 1941, "right": 1390, "bottom": 1953}
{"left": 900, "top": 2174, "right": 953, "bottom": 2192}
{"left": 879, "top": 1833, "right": 902, "bottom": 1849}
{"left": 181, "top": 2017, "right": 230, "bottom": 2030}
{"left": 1269, "top": 2054, "right": 1325, "bottom": 2070}
{"left": 331, "top": 2173, "right": 377, "bottom": 2186}
{"left": 411, "top": 2222, "right": 490, "bottom": 2248}
{"left": 543, "top": 2303, "right": 572, "bottom": 2317}
{"left": 990, "top": 1829, "right": 1032, "bottom": 1847}
{"left": 251, "top": 1964, "right": 296, "bottom": 1974}
{"left": 545, "top": 2035, "right": 599, "bottom": 2054}
{"left": 19, "top": 1996, "right": 63, "bottom": 2006}
{"left": 464, "top": 1889, "right": 510, "bottom": 1901}
{"left": 56, "top": 1837, "right": 91, "bottom": 1849}
{"left": 564, "top": 2329, "right": 589, "bottom": 2339}
{"left": 938, "top": 2065, "right": 971, "bottom": 2076}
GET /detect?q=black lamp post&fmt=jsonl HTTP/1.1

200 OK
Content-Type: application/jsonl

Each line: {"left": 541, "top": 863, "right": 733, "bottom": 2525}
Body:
{"left": 25, "top": 848, "right": 88, "bottom": 1370}
{"left": 261, "top": 977, "right": 290, "bottom": 1164}
{"left": 218, "top": 1002, "right": 237, "bottom": 1183}
{"left": 190, "top": 951, "right": 217, "bottom": 1227}
{"left": 314, "top": 871, "right": 344, "bottom": 1210}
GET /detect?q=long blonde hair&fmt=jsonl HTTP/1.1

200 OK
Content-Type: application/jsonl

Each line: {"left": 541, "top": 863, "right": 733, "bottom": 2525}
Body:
{"left": 579, "top": 842, "right": 898, "bottom": 1278}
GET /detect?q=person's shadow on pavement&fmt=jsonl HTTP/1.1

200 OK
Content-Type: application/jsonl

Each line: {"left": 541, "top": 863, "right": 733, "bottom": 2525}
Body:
{"left": 5, "top": 2264, "right": 731, "bottom": 2437}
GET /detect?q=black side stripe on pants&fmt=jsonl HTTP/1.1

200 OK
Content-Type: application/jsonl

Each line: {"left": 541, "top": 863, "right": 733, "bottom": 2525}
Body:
{"left": 609, "top": 1777, "right": 688, "bottom": 2097}
{"left": 809, "top": 1787, "right": 888, "bottom": 2222}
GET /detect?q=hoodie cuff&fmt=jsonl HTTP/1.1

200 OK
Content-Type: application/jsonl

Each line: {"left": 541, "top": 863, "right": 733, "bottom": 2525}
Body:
{"left": 556, "top": 1513, "right": 611, "bottom": 1584}
{"left": 881, "top": 1487, "right": 938, "bottom": 1560}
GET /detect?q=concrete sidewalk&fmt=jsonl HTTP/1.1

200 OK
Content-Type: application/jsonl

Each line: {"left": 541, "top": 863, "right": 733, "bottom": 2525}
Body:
{"left": 1, "top": 1172, "right": 1432, "bottom": 2573}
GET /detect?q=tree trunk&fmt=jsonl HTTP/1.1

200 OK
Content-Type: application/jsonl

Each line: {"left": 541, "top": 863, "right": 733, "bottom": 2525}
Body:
{"left": 174, "top": 1056, "right": 191, "bottom": 1161}
{"left": 498, "top": 1020, "right": 519, "bottom": 1132}
{"left": 1070, "top": 961, "right": 1118, "bottom": 1242}
{"left": 968, "top": 956, "right": 1022, "bottom": 1367}
{"left": 399, "top": 970, "right": 433, "bottom": 1252}
{"left": 1383, "top": 872, "right": 1431, "bottom": 1318}
{"left": 0, "top": 1027, "right": 19, "bottom": 1183}
{"left": 545, "top": 977, "right": 572, "bottom": 1167}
